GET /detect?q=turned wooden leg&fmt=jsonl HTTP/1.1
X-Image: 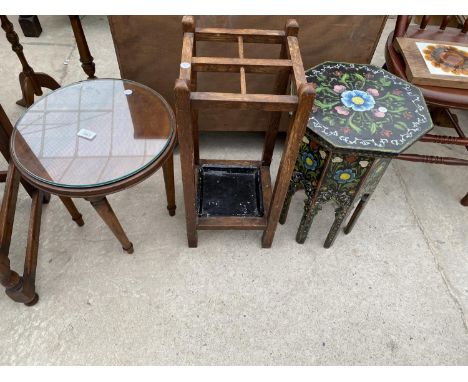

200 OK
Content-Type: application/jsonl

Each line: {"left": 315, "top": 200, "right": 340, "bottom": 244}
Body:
{"left": 162, "top": 154, "right": 176, "bottom": 216}
{"left": 69, "top": 16, "right": 96, "bottom": 79}
{"left": 0, "top": 163, "right": 42, "bottom": 305}
{"left": 59, "top": 196, "right": 84, "bottom": 226}
{"left": 1, "top": 15, "right": 60, "bottom": 108}
{"left": 87, "top": 196, "right": 134, "bottom": 254}
{"left": 461, "top": 192, "right": 468, "bottom": 206}
{"left": 0, "top": 163, "right": 22, "bottom": 290}
{"left": 6, "top": 189, "right": 42, "bottom": 306}
{"left": 344, "top": 194, "right": 370, "bottom": 235}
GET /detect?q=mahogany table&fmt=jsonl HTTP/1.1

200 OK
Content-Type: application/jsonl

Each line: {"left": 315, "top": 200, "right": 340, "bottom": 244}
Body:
{"left": 8, "top": 78, "right": 176, "bottom": 304}
{"left": 280, "top": 62, "right": 433, "bottom": 248}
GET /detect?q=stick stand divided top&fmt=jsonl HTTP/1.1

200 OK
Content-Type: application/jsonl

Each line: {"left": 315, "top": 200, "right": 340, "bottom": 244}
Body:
{"left": 174, "top": 16, "right": 315, "bottom": 248}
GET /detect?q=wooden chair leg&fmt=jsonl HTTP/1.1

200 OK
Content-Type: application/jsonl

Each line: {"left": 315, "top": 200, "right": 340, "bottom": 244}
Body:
{"left": 87, "top": 196, "right": 134, "bottom": 254}
{"left": 162, "top": 154, "right": 176, "bottom": 216}
{"left": 59, "top": 196, "right": 84, "bottom": 226}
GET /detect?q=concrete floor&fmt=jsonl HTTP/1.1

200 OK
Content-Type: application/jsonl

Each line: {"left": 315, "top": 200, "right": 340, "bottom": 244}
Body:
{"left": 0, "top": 16, "right": 467, "bottom": 365}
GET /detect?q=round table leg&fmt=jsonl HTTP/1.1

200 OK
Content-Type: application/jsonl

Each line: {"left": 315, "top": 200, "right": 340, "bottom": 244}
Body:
{"left": 87, "top": 196, "right": 134, "bottom": 254}
{"left": 162, "top": 154, "right": 176, "bottom": 216}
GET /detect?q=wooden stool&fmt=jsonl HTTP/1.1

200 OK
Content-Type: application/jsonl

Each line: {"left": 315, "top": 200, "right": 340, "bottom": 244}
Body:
{"left": 280, "top": 62, "right": 433, "bottom": 248}
{"left": 174, "top": 16, "right": 315, "bottom": 248}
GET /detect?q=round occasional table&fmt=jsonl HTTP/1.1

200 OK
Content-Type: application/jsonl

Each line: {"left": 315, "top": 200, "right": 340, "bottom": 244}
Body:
{"left": 9, "top": 78, "right": 176, "bottom": 303}
{"left": 280, "top": 62, "right": 433, "bottom": 248}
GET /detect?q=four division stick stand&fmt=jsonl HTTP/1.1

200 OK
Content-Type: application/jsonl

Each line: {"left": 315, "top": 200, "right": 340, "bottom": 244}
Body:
{"left": 174, "top": 16, "right": 315, "bottom": 248}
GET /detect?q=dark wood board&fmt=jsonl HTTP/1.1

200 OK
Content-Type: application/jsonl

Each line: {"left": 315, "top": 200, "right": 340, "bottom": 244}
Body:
{"left": 109, "top": 16, "right": 387, "bottom": 132}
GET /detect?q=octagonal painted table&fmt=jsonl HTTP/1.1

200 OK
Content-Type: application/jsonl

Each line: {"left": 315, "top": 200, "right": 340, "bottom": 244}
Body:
{"left": 280, "top": 62, "right": 433, "bottom": 248}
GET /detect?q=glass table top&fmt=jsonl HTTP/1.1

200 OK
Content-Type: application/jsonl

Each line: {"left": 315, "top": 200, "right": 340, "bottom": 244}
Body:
{"left": 306, "top": 62, "right": 433, "bottom": 154}
{"left": 12, "top": 79, "right": 174, "bottom": 188}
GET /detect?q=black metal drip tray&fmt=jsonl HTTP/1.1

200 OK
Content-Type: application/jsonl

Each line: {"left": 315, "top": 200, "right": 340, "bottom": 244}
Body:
{"left": 197, "top": 164, "right": 264, "bottom": 217}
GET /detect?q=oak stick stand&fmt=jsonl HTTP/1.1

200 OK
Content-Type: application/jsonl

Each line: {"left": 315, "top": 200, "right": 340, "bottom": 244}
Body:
{"left": 174, "top": 16, "right": 315, "bottom": 248}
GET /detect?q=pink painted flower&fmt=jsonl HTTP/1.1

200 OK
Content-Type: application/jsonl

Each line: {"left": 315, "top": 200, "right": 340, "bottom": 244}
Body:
{"left": 343, "top": 127, "right": 351, "bottom": 134}
{"left": 373, "top": 110, "right": 386, "bottom": 118}
{"left": 366, "top": 88, "right": 379, "bottom": 97}
{"left": 403, "top": 111, "right": 413, "bottom": 120}
{"left": 382, "top": 130, "right": 392, "bottom": 138}
{"left": 333, "top": 84, "right": 346, "bottom": 93}
{"left": 335, "top": 106, "right": 349, "bottom": 115}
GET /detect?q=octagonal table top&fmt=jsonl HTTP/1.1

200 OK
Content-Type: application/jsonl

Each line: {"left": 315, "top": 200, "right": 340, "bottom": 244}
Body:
{"left": 305, "top": 62, "right": 433, "bottom": 155}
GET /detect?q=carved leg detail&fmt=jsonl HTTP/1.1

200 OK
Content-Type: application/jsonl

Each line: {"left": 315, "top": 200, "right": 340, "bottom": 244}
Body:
{"left": 162, "top": 155, "right": 176, "bottom": 216}
{"left": 296, "top": 197, "right": 322, "bottom": 244}
{"left": 17, "top": 74, "right": 35, "bottom": 107}
{"left": 87, "top": 196, "right": 134, "bottom": 254}
{"left": 324, "top": 203, "right": 353, "bottom": 248}
{"left": 35, "top": 72, "right": 60, "bottom": 91}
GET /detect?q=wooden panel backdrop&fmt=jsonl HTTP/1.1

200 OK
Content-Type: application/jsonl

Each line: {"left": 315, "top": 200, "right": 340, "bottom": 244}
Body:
{"left": 109, "top": 16, "right": 387, "bottom": 132}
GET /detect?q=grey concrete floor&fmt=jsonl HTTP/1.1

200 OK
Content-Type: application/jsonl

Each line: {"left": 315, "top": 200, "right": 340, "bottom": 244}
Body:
{"left": 0, "top": 16, "right": 467, "bottom": 365}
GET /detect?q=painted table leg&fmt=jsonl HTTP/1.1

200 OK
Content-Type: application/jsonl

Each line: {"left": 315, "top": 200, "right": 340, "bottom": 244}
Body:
{"left": 344, "top": 194, "right": 369, "bottom": 235}
{"left": 344, "top": 158, "right": 390, "bottom": 234}
{"left": 324, "top": 202, "right": 354, "bottom": 248}
{"left": 287, "top": 130, "right": 389, "bottom": 247}
{"left": 87, "top": 196, "right": 134, "bottom": 254}
{"left": 162, "top": 154, "right": 176, "bottom": 216}
{"left": 296, "top": 196, "right": 323, "bottom": 244}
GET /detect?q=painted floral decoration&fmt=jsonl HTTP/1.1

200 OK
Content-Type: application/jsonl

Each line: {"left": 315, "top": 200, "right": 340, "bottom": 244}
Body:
{"left": 302, "top": 152, "right": 318, "bottom": 171}
{"left": 306, "top": 62, "right": 433, "bottom": 153}
{"left": 341, "top": 90, "right": 375, "bottom": 112}
{"left": 334, "top": 169, "right": 355, "bottom": 184}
